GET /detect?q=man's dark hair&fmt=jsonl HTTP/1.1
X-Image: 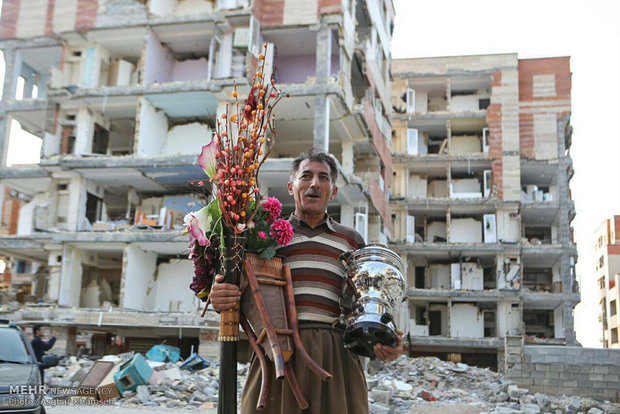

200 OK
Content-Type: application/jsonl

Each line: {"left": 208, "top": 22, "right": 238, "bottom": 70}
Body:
{"left": 33, "top": 325, "right": 41, "bottom": 335}
{"left": 289, "top": 149, "right": 338, "bottom": 183}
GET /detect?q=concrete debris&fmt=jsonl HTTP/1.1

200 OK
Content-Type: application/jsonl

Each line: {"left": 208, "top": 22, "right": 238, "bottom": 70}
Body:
{"left": 44, "top": 354, "right": 620, "bottom": 413}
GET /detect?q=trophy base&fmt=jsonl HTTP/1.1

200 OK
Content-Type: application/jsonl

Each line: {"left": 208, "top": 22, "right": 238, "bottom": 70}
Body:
{"left": 343, "top": 321, "right": 397, "bottom": 358}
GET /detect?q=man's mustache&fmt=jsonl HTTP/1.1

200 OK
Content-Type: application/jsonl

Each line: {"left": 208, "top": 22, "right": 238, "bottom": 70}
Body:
{"left": 305, "top": 189, "right": 322, "bottom": 197}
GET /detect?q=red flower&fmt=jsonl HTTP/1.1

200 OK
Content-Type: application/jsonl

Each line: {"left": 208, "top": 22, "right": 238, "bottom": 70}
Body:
{"left": 243, "top": 86, "right": 259, "bottom": 123}
{"left": 269, "top": 219, "right": 293, "bottom": 246}
{"left": 261, "top": 197, "right": 282, "bottom": 222}
{"left": 257, "top": 231, "right": 267, "bottom": 240}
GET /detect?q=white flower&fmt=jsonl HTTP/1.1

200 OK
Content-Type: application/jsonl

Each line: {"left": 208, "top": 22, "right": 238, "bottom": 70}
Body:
{"left": 184, "top": 212, "right": 196, "bottom": 226}
{"left": 237, "top": 223, "right": 246, "bottom": 232}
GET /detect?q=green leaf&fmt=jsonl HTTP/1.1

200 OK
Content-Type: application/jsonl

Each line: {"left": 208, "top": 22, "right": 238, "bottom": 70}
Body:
{"left": 207, "top": 198, "right": 221, "bottom": 220}
{"left": 258, "top": 245, "right": 277, "bottom": 260}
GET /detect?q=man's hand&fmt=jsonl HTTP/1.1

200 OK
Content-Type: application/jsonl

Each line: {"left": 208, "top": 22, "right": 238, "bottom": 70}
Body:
{"left": 374, "top": 334, "right": 403, "bottom": 362}
{"left": 51, "top": 330, "right": 56, "bottom": 337}
{"left": 209, "top": 274, "right": 241, "bottom": 312}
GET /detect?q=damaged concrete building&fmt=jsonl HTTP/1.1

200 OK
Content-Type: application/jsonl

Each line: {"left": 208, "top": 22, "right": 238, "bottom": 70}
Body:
{"left": 389, "top": 55, "right": 578, "bottom": 368}
{"left": 0, "top": 0, "right": 395, "bottom": 358}
{"left": 0, "top": 0, "right": 581, "bottom": 370}
{"left": 595, "top": 215, "right": 620, "bottom": 349}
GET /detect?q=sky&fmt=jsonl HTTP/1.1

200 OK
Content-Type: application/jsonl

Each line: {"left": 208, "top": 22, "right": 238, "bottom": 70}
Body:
{"left": 1, "top": 0, "right": 619, "bottom": 346}
{"left": 391, "top": 0, "right": 620, "bottom": 347}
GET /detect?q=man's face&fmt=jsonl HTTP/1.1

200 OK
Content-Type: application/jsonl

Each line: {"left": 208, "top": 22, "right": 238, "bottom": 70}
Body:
{"left": 288, "top": 160, "right": 338, "bottom": 217}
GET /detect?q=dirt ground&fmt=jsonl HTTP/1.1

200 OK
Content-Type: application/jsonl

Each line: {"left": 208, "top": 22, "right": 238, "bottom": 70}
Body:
{"left": 46, "top": 402, "right": 489, "bottom": 414}
{"left": 406, "top": 403, "right": 489, "bottom": 413}
{"left": 46, "top": 404, "right": 216, "bottom": 414}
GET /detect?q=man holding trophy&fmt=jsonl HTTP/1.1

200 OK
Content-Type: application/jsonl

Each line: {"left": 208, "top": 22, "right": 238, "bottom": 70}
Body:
{"left": 210, "top": 149, "right": 403, "bottom": 414}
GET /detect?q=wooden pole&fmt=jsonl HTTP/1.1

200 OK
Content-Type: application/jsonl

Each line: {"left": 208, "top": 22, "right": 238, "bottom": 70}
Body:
{"left": 218, "top": 229, "right": 242, "bottom": 414}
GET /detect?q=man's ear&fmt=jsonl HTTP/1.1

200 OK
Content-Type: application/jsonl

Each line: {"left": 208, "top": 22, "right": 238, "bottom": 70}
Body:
{"left": 288, "top": 181, "right": 294, "bottom": 196}
{"left": 330, "top": 185, "right": 338, "bottom": 199}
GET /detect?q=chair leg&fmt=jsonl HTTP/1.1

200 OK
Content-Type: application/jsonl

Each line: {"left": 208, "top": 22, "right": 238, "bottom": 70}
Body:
{"left": 240, "top": 315, "right": 270, "bottom": 411}
{"left": 284, "top": 362, "right": 309, "bottom": 410}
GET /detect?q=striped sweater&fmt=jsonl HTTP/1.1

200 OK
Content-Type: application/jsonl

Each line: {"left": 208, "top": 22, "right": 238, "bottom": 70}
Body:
{"left": 276, "top": 214, "right": 365, "bottom": 323}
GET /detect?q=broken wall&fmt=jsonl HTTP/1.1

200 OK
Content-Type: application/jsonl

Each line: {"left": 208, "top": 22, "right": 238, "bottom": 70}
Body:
{"left": 428, "top": 180, "right": 447, "bottom": 197}
{"left": 428, "top": 221, "right": 446, "bottom": 243}
{"left": 408, "top": 174, "right": 427, "bottom": 198}
{"left": 163, "top": 123, "right": 211, "bottom": 155}
{"left": 58, "top": 246, "right": 83, "bottom": 307}
{"left": 17, "top": 193, "right": 48, "bottom": 235}
{"left": 75, "top": 107, "right": 111, "bottom": 155}
{"left": 497, "top": 301, "right": 521, "bottom": 337}
{"left": 496, "top": 208, "right": 520, "bottom": 243}
{"left": 144, "top": 30, "right": 175, "bottom": 83}
{"left": 451, "top": 136, "right": 481, "bottom": 154}
{"left": 136, "top": 98, "right": 168, "bottom": 156}
{"left": 136, "top": 99, "right": 211, "bottom": 156}
{"left": 450, "top": 303, "right": 484, "bottom": 338}
{"left": 144, "top": 30, "right": 210, "bottom": 84}
{"left": 122, "top": 245, "right": 157, "bottom": 310}
{"left": 449, "top": 218, "right": 482, "bottom": 243}
{"left": 150, "top": 0, "right": 215, "bottom": 16}
{"left": 154, "top": 260, "right": 195, "bottom": 311}
{"left": 518, "top": 57, "right": 571, "bottom": 161}
{"left": 504, "top": 346, "right": 620, "bottom": 400}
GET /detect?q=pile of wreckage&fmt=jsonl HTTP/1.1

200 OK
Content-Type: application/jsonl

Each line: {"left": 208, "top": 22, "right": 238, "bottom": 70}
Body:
{"left": 45, "top": 349, "right": 620, "bottom": 414}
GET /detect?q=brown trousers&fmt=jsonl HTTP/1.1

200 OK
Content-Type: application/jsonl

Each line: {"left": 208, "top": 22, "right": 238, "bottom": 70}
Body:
{"left": 240, "top": 325, "right": 369, "bottom": 414}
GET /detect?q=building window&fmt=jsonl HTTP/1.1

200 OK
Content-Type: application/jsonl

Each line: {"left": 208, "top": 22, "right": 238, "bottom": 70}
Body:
{"left": 611, "top": 300, "right": 617, "bottom": 317}
{"left": 611, "top": 328, "right": 618, "bottom": 344}
{"left": 599, "top": 255, "right": 605, "bottom": 269}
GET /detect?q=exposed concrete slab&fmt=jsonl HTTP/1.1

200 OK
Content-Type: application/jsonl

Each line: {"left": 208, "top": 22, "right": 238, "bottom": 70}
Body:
{"left": 392, "top": 153, "right": 492, "bottom": 165}
{"left": 407, "top": 288, "right": 520, "bottom": 301}
{"left": 409, "top": 335, "right": 503, "bottom": 350}
{"left": 395, "top": 110, "right": 487, "bottom": 123}
{"left": 523, "top": 292, "right": 580, "bottom": 306}
{"left": 0, "top": 237, "right": 45, "bottom": 249}
{"left": 51, "top": 230, "right": 186, "bottom": 243}
{"left": 3, "top": 305, "right": 220, "bottom": 329}
{"left": 0, "top": 166, "right": 49, "bottom": 178}
{"left": 391, "top": 242, "right": 505, "bottom": 253}
{"left": 0, "top": 37, "right": 61, "bottom": 50}
{"left": 521, "top": 244, "right": 577, "bottom": 256}
{"left": 40, "top": 154, "right": 196, "bottom": 169}
{"left": 0, "top": 98, "right": 49, "bottom": 112}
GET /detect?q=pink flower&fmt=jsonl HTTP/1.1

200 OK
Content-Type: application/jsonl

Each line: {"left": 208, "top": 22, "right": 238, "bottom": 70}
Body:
{"left": 257, "top": 231, "right": 267, "bottom": 240}
{"left": 270, "top": 219, "right": 293, "bottom": 246}
{"left": 262, "top": 197, "right": 282, "bottom": 222}
{"left": 198, "top": 140, "right": 217, "bottom": 179}
{"left": 189, "top": 207, "right": 211, "bottom": 247}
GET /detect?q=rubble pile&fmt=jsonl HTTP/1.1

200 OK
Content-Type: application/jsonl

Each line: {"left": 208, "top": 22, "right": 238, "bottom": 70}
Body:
{"left": 45, "top": 352, "right": 620, "bottom": 414}
{"left": 366, "top": 356, "right": 620, "bottom": 414}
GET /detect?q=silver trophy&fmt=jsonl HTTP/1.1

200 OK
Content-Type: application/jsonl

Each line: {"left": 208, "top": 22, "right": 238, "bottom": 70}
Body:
{"left": 340, "top": 245, "right": 406, "bottom": 358}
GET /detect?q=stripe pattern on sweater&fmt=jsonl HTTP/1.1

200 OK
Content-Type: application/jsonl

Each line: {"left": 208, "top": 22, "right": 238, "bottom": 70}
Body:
{"left": 277, "top": 214, "right": 364, "bottom": 323}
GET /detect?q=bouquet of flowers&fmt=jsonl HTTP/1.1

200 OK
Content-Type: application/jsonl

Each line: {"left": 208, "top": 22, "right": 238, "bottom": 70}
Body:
{"left": 185, "top": 46, "right": 292, "bottom": 303}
